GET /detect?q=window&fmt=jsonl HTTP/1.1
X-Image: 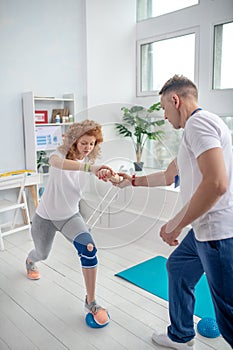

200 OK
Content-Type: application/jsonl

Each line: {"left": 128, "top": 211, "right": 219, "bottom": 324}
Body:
{"left": 138, "top": 31, "right": 197, "bottom": 95}
{"left": 213, "top": 21, "right": 233, "bottom": 90}
{"left": 137, "top": 0, "right": 199, "bottom": 21}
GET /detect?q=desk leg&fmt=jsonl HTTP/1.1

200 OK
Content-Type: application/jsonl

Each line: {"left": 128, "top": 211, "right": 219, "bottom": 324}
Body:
{"left": 29, "top": 185, "right": 38, "bottom": 208}
{"left": 23, "top": 185, "right": 38, "bottom": 224}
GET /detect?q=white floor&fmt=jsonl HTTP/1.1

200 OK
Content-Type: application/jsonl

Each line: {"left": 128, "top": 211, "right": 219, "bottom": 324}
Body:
{"left": 0, "top": 228, "right": 231, "bottom": 350}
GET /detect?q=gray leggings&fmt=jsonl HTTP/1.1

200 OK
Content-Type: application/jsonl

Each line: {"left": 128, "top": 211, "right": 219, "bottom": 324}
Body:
{"left": 28, "top": 212, "right": 95, "bottom": 263}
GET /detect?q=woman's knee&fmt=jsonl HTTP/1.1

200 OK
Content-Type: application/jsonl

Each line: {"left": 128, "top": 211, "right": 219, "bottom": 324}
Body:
{"left": 73, "top": 232, "right": 98, "bottom": 268}
{"left": 28, "top": 249, "right": 49, "bottom": 262}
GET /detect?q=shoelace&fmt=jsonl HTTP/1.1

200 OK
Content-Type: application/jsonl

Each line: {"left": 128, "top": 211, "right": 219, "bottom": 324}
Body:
{"left": 86, "top": 299, "right": 102, "bottom": 314}
{"left": 27, "top": 262, "right": 37, "bottom": 271}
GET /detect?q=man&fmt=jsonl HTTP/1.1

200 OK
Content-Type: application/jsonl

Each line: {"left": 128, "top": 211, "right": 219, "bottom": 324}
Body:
{"left": 115, "top": 75, "right": 233, "bottom": 349}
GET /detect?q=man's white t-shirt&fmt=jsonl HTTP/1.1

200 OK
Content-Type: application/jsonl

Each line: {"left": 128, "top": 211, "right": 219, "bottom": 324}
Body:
{"left": 36, "top": 151, "right": 90, "bottom": 221}
{"left": 177, "top": 110, "right": 233, "bottom": 241}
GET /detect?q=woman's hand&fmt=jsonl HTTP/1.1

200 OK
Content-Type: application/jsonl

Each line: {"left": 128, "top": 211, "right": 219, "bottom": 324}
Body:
{"left": 90, "top": 165, "right": 115, "bottom": 181}
{"left": 96, "top": 169, "right": 123, "bottom": 183}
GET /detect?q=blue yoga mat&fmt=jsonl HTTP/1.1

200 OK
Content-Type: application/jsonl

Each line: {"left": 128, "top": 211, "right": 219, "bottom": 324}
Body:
{"left": 115, "top": 255, "right": 215, "bottom": 319}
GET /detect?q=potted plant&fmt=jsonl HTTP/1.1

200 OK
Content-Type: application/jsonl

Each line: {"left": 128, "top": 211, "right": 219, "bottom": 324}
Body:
{"left": 115, "top": 102, "right": 165, "bottom": 171}
{"left": 37, "top": 151, "right": 50, "bottom": 173}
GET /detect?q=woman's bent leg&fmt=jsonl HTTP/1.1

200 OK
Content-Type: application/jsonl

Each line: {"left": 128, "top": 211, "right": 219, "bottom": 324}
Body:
{"left": 28, "top": 213, "right": 57, "bottom": 262}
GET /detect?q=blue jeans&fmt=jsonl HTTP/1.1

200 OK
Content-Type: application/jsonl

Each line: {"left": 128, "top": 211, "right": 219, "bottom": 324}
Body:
{"left": 166, "top": 229, "right": 233, "bottom": 348}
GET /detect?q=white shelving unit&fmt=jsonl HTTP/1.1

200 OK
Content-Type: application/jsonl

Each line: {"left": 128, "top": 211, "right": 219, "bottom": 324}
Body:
{"left": 22, "top": 92, "right": 76, "bottom": 172}
{"left": 22, "top": 92, "right": 76, "bottom": 200}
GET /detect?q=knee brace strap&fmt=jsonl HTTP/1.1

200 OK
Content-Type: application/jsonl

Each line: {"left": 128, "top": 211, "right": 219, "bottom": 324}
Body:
{"left": 73, "top": 232, "right": 98, "bottom": 268}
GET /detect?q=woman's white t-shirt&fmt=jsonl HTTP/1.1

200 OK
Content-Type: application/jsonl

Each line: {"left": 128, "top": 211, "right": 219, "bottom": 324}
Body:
{"left": 177, "top": 110, "right": 233, "bottom": 241}
{"left": 36, "top": 150, "right": 90, "bottom": 221}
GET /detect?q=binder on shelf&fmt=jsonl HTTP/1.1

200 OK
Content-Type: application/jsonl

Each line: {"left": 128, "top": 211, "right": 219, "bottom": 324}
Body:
{"left": 35, "top": 110, "right": 48, "bottom": 124}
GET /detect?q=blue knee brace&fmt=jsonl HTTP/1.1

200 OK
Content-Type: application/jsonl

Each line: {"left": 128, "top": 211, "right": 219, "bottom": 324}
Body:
{"left": 73, "top": 232, "right": 98, "bottom": 268}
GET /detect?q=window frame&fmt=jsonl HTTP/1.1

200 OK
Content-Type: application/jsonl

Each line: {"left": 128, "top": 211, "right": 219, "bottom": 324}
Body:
{"left": 136, "top": 26, "right": 200, "bottom": 97}
{"left": 137, "top": 0, "right": 200, "bottom": 22}
{"left": 211, "top": 18, "right": 233, "bottom": 91}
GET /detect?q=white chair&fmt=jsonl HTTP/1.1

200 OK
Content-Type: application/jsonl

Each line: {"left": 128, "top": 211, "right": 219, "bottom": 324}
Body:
{"left": 0, "top": 174, "right": 31, "bottom": 251}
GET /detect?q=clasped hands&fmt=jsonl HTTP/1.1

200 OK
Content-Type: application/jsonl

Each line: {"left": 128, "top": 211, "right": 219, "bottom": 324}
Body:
{"left": 95, "top": 167, "right": 130, "bottom": 186}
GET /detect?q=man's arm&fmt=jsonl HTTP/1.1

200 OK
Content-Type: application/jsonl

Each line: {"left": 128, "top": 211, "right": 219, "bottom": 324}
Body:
{"left": 115, "top": 158, "right": 178, "bottom": 188}
{"left": 161, "top": 147, "right": 228, "bottom": 246}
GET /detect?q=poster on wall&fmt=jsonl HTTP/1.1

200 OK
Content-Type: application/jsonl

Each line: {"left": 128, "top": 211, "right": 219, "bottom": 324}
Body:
{"left": 36, "top": 125, "right": 62, "bottom": 150}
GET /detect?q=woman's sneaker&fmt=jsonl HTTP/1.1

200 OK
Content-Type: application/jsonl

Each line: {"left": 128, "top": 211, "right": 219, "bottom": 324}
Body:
{"left": 26, "top": 259, "right": 40, "bottom": 280}
{"left": 152, "top": 330, "right": 195, "bottom": 350}
{"left": 85, "top": 296, "right": 110, "bottom": 327}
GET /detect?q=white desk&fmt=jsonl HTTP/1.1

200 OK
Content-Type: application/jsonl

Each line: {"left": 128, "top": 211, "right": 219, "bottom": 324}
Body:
{"left": 0, "top": 172, "right": 41, "bottom": 210}
{"left": 25, "top": 172, "right": 41, "bottom": 208}
{"left": 0, "top": 173, "right": 41, "bottom": 250}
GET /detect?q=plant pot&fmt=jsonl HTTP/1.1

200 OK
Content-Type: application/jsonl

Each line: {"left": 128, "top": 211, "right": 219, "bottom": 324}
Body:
{"left": 133, "top": 161, "right": 144, "bottom": 171}
{"left": 42, "top": 165, "right": 49, "bottom": 173}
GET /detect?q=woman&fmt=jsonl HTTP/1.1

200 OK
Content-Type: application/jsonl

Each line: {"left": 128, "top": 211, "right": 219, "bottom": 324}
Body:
{"left": 26, "top": 119, "right": 114, "bottom": 328}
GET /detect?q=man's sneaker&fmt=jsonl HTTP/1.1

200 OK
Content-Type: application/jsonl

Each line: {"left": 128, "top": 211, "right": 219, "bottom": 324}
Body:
{"left": 85, "top": 296, "right": 110, "bottom": 326}
{"left": 26, "top": 259, "right": 40, "bottom": 280}
{"left": 152, "top": 330, "right": 195, "bottom": 350}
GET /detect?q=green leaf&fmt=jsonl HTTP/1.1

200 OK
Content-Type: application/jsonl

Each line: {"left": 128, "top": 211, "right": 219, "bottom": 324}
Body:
{"left": 147, "top": 102, "right": 161, "bottom": 113}
{"left": 130, "top": 105, "right": 145, "bottom": 113}
{"left": 115, "top": 124, "right": 132, "bottom": 137}
{"left": 155, "top": 119, "right": 165, "bottom": 126}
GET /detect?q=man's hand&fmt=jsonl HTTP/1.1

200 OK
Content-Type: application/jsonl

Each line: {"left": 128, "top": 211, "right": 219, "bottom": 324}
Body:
{"left": 113, "top": 173, "right": 132, "bottom": 188}
{"left": 160, "top": 222, "right": 182, "bottom": 246}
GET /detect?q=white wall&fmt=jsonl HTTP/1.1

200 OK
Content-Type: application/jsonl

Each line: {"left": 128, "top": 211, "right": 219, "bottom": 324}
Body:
{"left": 85, "top": 0, "right": 233, "bottom": 172}
{"left": 86, "top": 0, "right": 233, "bottom": 116}
{"left": 86, "top": 0, "right": 136, "bottom": 107}
{"left": 136, "top": 0, "right": 233, "bottom": 116}
{"left": 1, "top": 0, "right": 232, "bottom": 173}
{"left": 85, "top": 0, "right": 137, "bottom": 169}
{"left": 0, "top": 0, "right": 87, "bottom": 173}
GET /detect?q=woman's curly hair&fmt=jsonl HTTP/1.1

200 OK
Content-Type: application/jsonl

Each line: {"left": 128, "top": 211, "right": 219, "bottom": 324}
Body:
{"left": 58, "top": 120, "right": 103, "bottom": 163}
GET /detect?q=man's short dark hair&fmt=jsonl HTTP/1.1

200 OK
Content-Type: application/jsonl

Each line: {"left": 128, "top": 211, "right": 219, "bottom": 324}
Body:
{"left": 159, "top": 74, "right": 198, "bottom": 99}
